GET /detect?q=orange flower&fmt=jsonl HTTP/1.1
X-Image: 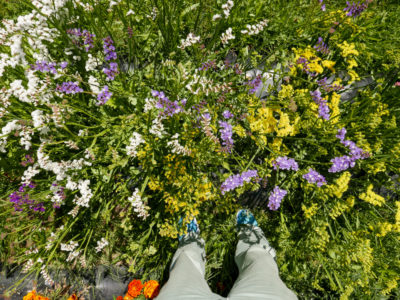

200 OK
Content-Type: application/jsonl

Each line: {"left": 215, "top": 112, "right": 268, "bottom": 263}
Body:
{"left": 23, "top": 290, "right": 37, "bottom": 300}
{"left": 123, "top": 293, "right": 134, "bottom": 300}
{"left": 67, "top": 294, "right": 77, "bottom": 300}
{"left": 143, "top": 280, "right": 160, "bottom": 299}
{"left": 23, "top": 290, "right": 50, "bottom": 300}
{"left": 127, "top": 279, "right": 143, "bottom": 297}
{"left": 116, "top": 297, "right": 123, "bottom": 300}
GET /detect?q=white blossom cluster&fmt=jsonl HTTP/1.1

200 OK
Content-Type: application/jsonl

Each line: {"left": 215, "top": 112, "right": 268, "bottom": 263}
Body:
{"left": 22, "top": 259, "right": 35, "bottom": 273}
{"left": 37, "top": 143, "right": 92, "bottom": 181}
{"left": 73, "top": 179, "right": 93, "bottom": 207}
{"left": 144, "top": 97, "right": 157, "bottom": 112}
{"left": 0, "top": 87, "right": 12, "bottom": 118}
{"left": 167, "top": 133, "right": 191, "bottom": 156}
{"left": 68, "top": 205, "right": 80, "bottom": 218}
{"left": 128, "top": 188, "right": 149, "bottom": 219}
{"left": 60, "top": 240, "right": 78, "bottom": 252}
{"left": 213, "top": 0, "right": 234, "bottom": 20}
{"left": 66, "top": 249, "right": 81, "bottom": 262}
{"left": 177, "top": 33, "right": 201, "bottom": 50}
{"left": 21, "top": 163, "right": 41, "bottom": 185}
{"left": 126, "top": 9, "right": 135, "bottom": 16}
{"left": 109, "top": 0, "right": 122, "bottom": 9}
{"left": 146, "top": 7, "right": 158, "bottom": 20}
{"left": 73, "top": 0, "right": 96, "bottom": 11}
{"left": 45, "top": 232, "right": 57, "bottom": 250}
{"left": 48, "top": 181, "right": 65, "bottom": 206}
{"left": 84, "top": 148, "right": 96, "bottom": 160}
{"left": 241, "top": 19, "right": 268, "bottom": 35}
{"left": 64, "top": 140, "right": 80, "bottom": 150}
{"left": 86, "top": 54, "right": 98, "bottom": 72}
{"left": 0, "top": 120, "right": 22, "bottom": 153}
{"left": 221, "top": 27, "right": 235, "bottom": 45}
{"left": 31, "top": 110, "right": 51, "bottom": 135}
{"left": 149, "top": 116, "right": 166, "bottom": 138}
{"left": 95, "top": 237, "right": 109, "bottom": 253}
{"left": 20, "top": 126, "right": 34, "bottom": 150}
{"left": 126, "top": 132, "right": 145, "bottom": 157}
{"left": 40, "top": 266, "right": 55, "bottom": 286}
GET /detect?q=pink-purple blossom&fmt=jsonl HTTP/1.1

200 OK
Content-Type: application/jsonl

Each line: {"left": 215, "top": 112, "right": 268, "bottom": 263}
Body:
{"left": 30, "top": 61, "right": 58, "bottom": 74}
{"left": 9, "top": 181, "right": 44, "bottom": 212}
{"left": 344, "top": 1, "right": 368, "bottom": 18}
{"left": 151, "top": 90, "right": 184, "bottom": 117}
{"left": 268, "top": 186, "right": 287, "bottom": 211}
{"left": 310, "top": 90, "right": 330, "bottom": 120}
{"left": 222, "top": 110, "right": 233, "bottom": 119}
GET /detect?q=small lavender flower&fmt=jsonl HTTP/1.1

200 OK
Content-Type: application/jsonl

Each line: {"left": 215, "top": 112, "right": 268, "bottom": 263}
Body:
{"left": 82, "top": 29, "right": 95, "bottom": 52}
{"left": 246, "top": 74, "right": 262, "bottom": 94}
{"left": 103, "top": 62, "right": 119, "bottom": 81}
{"left": 318, "top": 100, "right": 330, "bottom": 120}
{"left": 218, "top": 121, "right": 234, "bottom": 152}
{"left": 314, "top": 37, "right": 330, "bottom": 55}
{"left": 9, "top": 181, "right": 44, "bottom": 212}
{"left": 273, "top": 156, "right": 299, "bottom": 171}
{"left": 343, "top": 1, "right": 368, "bottom": 18}
{"left": 59, "top": 61, "right": 68, "bottom": 69}
{"left": 336, "top": 127, "right": 347, "bottom": 141}
{"left": 97, "top": 85, "right": 112, "bottom": 105}
{"left": 222, "top": 110, "right": 233, "bottom": 119}
{"left": 31, "top": 61, "right": 58, "bottom": 74}
{"left": 317, "top": 77, "right": 344, "bottom": 92}
{"left": 56, "top": 82, "right": 84, "bottom": 94}
{"left": 199, "top": 59, "right": 217, "bottom": 71}
{"left": 303, "top": 168, "right": 326, "bottom": 187}
{"left": 268, "top": 186, "right": 287, "bottom": 211}
{"left": 151, "top": 90, "right": 184, "bottom": 117}
{"left": 220, "top": 169, "right": 258, "bottom": 194}
{"left": 103, "top": 36, "right": 117, "bottom": 61}
{"left": 328, "top": 155, "right": 355, "bottom": 173}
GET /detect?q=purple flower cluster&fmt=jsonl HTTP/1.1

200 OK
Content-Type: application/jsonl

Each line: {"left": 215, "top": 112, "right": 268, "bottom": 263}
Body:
{"left": 317, "top": 77, "right": 344, "bottom": 93}
{"left": 218, "top": 120, "right": 234, "bottom": 153}
{"left": 222, "top": 110, "right": 233, "bottom": 119}
{"left": 66, "top": 28, "right": 95, "bottom": 52}
{"left": 310, "top": 90, "right": 330, "bottom": 120}
{"left": 96, "top": 85, "right": 112, "bottom": 105}
{"left": 103, "top": 36, "right": 117, "bottom": 61}
{"left": 296, "top": 57, "right": 317, "bottom": 77}
{"left": 30, "top": 61, "right": 58, "bottom": 74}
{"left": 103, "top": 62, "right": 119, "bottom": 81}
{"left": 246, "top": 74, "right": 262, "bottom": 94}
{"left": 268, "top": 186, "right": 287, "bottom": 211}
{"left": 21, "top": 154, "right": 34, "bottom": 167}
{"left": 151, "top": 90, "right": 184, "bottom": 117}
{"left": 56, "top": 81, "right": 84, "bottom": 94}
{"left": 199, "top": 59, "right": 217, "bottom": 71}
{"left": 328, "top": 127, "right": 370, "bottom": 172}
{"left": 220, "top": 169, "right": 258, "bottom": 194}
{"left": 319, "top": 0, "right": 326, "bottom": 11}
{"left": 343, "top": 1, "right": 368, "bottom": 18}
{"left": 303, "top": 168, "right": 327, "bottom": 187}
{"left": 273, "top": 156, "right": 299, "bottom": 171}
{"left": 102, "top": 36, "right": 119, "bottom": 81}
{"left": 9, "top": 181, "right": 44, "bottom": 212}
{"left": 314, "top": 37, "right": 330, "bottom": 55}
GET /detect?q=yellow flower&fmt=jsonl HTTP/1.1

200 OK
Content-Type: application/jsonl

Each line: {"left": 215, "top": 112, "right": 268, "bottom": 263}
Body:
{"left": 322, "top": 60, "right": 336, "bottom": 72}
{"left": 308, "top": 60, "right": 323, "bottom": 74}
{"left": 337, "top": 41, "right": 359, "bottom": 57}
{"left": 359, "top": 184, "right": 385, "bottom": 206}
{"left": 328, "top": 171, "right": 351, "bottom": 198}
{"left": 234, "top": 125, "right": 246, "bottom": 137}
{"left": 381, "top": 278, "right": 399, "bottom": 295}
{"left": 394, "top": 201, "right": 400, "bottom": 225}
{"left": 347, "top": 58, "right": 358, "bottom": 70}
{"left": 278, "top": 84, "right": 294, "bottom": 101}
{"left": 348, "top": 70, "right": 360, "bottom": 84}
{"left": 329, "top": 92, "right": 341, "bottom": 123}
{"left": 302, "top": 203, "right": 318, "bottom": 219}
{"left": 376, "top": 222, "right": 393, "bottom": 237}
{"left": 276, "top": 112, "right": 296, "bottom": 137}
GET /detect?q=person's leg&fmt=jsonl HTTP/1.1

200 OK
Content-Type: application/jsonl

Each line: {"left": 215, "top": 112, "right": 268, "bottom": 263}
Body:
{"left": 227, "top": 211, "right": 298, "bottom": 300}
{"left": 155, "top": 220, "right": 225, "bottom": 300}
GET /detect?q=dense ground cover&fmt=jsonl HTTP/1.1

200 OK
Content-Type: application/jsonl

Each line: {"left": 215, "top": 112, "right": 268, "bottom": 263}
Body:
{"left": 1, "top": 0, "right": 400, "bottom": 298}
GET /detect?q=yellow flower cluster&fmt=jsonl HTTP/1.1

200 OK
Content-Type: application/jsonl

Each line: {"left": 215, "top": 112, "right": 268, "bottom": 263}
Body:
{"left": 381, "top": 278, "right": 399, "bottom": 295}
{"left": 337, "top": 41, "right": 359, "bottom": 57}
{"left": 276, "top": 112, "right": 299, "bottom": 137}
{"left": 292, "top": 46, "right": 323, "bottom": 74}
{"left": 339, "top": 286, "right": 355, "bottom": 300}
{"left": 278, "top": 84, "right": 294, "bottom": 102}
{"left": 313, "top": 222, "right": 330, "bottom": 251}
{"left": 375, "top": 222, "right": 393, "bottom": 237}
{"left": 395, "top": 201, "right": 400, "bottom": 225}
{"left": 329, "top": 92, "right": 341, "bottom": 124}
{"left": 359, "top": 184, "right": 385, "bottom": 207}
{"left": 329, "top": 200, "right": 349, "bottom": 220}
{"left": 302, "top": 203, "right": 318, "bottom": 219}
{"left": 327, "top": 172, "right": 351, "bottom": 199}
